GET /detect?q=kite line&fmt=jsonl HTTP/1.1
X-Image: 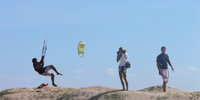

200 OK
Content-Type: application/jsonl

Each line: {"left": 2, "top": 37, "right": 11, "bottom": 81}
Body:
{"left": 42, "top": 0, "right": 50, "bottom": 56}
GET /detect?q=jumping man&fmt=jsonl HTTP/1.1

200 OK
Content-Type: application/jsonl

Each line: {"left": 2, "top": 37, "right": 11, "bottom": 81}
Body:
{"left": 32, "top": 56, "right": 63, "bottom": 87}
{"left": 156, "top": 46, "right": 174, "bottom": 92}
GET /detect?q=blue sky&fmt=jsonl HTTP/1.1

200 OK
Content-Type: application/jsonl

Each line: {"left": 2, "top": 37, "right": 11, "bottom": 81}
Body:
{"left": 0, "top": 0, "right": 200, "bottom": 92}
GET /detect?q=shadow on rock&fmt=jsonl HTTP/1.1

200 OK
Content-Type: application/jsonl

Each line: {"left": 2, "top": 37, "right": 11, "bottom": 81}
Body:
{"left": 0, "top": 92, "right": 17, "bottom": 97}
{"left": 88, "top": 90, "right": 123, "bottom": 100}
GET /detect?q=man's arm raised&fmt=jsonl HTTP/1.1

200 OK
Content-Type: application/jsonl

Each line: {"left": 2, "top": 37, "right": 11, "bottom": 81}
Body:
{"left": 34, "top": 56, "right": 45, "bottom": 70}
{"left": 117, "top": 54, "right": 122, "bottom": 62}
{"left": 39, "top": 56, "right": 45, "bottom": 66}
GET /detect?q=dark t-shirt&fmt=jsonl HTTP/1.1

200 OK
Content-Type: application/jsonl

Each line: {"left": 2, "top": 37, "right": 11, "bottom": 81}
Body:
{"left": 156, "top": 53, "right": 170, "bottom": 69}
{"left": 33, "top": 63, "right": 45, "bottom": 74}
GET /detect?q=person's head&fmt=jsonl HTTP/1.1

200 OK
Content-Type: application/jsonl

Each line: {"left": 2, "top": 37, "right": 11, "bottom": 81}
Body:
{"left": 161, "top": 46, "right": 166, "bottom": 54}
{"left": 119, "top": 47, "right": 124, "bottom": 53}
{"left": 119, "top": 47, "right": 127, "bottom": 54}
{"left": 32, "top": 58, "right": 38, "bottom": 64}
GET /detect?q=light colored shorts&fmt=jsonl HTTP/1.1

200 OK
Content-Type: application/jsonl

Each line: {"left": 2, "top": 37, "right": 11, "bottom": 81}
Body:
{"left": 41, "top": 65, "right": 52, "bottom": 76}
{"left": 160, "top": 69, "right": 168, "bottom": 83}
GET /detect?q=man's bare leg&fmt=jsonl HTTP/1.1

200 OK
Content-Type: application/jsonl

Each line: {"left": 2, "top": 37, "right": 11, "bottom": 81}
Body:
{"left": 50, "top": 65, "right": 63, "bottom": 75}
{"left": 123, "top": 73, "right": 129, "bottom": 91}
{"left": 51, "top": 73, "right": 57, "bottom": 87}
{"left": 163, "top": 82, "right": 166, "bottom": 92}
{"left": 119, "top": 72, "right": 125, "bottom": 90}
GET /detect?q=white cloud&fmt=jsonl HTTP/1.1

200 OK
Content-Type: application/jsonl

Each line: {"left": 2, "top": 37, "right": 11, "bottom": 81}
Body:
{"left": 106, "top": 68, "right": 116, "bottom": 76}
{"left": 172, "top": 70, "right": 190, "bottom": 77}
{"left": 74, "top": 69, "right": 85, "bottom": 74}
{"left": 173, "top": 66, "right": 200, "bottom": 77}
{"left": 185, "top": 66, "right": 199, "bottom": 72}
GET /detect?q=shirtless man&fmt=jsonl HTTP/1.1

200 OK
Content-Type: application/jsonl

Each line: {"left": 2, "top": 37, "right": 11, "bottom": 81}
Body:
{"left": 32, "top": 56, "right": 63, "bottom": 87}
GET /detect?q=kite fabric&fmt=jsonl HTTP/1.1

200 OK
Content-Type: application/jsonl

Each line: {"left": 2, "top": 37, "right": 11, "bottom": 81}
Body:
{"left": 78, "top": 41, "right": 86, "bottom": 57}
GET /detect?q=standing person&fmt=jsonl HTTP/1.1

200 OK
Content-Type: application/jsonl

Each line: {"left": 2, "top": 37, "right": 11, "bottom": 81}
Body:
{"left": 32, "top": 55, "right": 63, "bottom": 87}
{"left": 156, "top": 46, "right": 174, "bottom": 92}
{"left": 117, "top": 47, "right": 129, "bottom": 91}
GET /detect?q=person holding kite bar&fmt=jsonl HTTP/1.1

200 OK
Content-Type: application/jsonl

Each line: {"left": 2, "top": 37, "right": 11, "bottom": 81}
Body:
{"left": 156, "top": 46, "right": 174, "bottom": 92}
{"left": 32, "top": 55, "right": 63, "bottom": 87}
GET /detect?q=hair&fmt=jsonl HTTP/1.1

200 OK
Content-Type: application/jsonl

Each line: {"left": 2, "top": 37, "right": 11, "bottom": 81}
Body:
{"left": 119, "top": 47, "right": 127, "bottom": 53}
{"left": 161, "top": 46, "right": 166, "bottom": 50}
{"left": 32, "top": 58, "right": 37, "bottom": 63}
{"left": 119, "top": 47, "right": 124, "bottom": 51}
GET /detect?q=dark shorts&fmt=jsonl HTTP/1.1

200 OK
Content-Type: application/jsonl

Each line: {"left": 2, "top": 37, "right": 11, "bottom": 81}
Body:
{"left": 119, "top": 66, "right": 127, "bottom": 73}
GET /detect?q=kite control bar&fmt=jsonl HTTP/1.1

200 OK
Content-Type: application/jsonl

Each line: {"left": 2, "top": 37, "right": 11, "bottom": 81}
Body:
{"left": 42, "top": 34, "right": 48, "bottom": 56}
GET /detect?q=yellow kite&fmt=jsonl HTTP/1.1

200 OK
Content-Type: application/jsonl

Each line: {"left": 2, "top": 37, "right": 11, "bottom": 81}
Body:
{"left": 78, "top": 41, "right": 86, "bottom": 57}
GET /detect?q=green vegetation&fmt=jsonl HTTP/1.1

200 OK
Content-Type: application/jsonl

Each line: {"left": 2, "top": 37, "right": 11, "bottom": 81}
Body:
{"left": 189, "top": 92, "right": 200, "bottom": 100}
{"left": 156, "top": 95, "right": 168, "bottom": 100}
{"left": 150, "top": 96, "right": 155, "bottom": 99}
{"left": 58, "top": 91, "right": 79, "bottom": 100}
{"left": 104, "top": 92, "right": 125, "bottom": 100}
{"left": 0, "top": 89, "right": 14, "bottom": 97}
